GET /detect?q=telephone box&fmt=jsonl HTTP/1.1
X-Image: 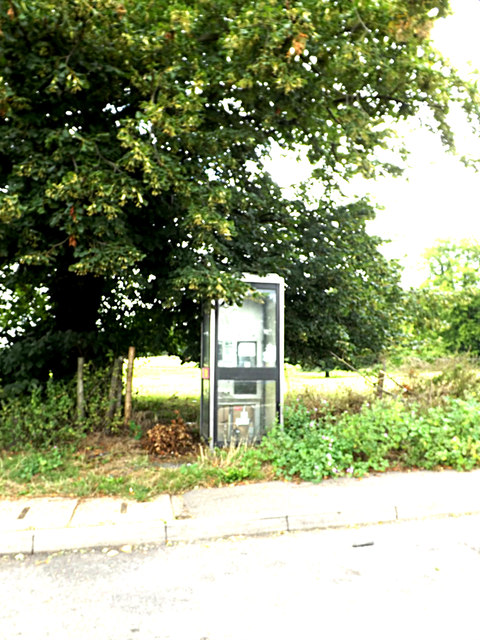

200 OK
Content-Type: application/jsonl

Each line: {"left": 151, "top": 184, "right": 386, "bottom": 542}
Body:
{"left": 200, "top": 274, "right": 284, "bottom": 447}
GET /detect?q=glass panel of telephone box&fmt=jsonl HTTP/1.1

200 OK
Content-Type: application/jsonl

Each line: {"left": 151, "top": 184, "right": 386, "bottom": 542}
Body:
{"left": 217, "top": 288, "right": 277, "bottom": 369}
{"left": 216, "top": 286, "right": 278, "bottom": 443}
{"left": 200, "top": 275, "right": 284, "bottom": 447}
{"left": 217, "top": 379, "right": 277, "bottom": 443}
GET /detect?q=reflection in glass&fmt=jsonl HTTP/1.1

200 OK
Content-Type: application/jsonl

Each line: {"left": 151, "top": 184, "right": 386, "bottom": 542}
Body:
{"left": 217, "top": 289, "right": 277, "bottom": 368}
{"left": 217, "top": 379, "right": 277, "bottom": 443}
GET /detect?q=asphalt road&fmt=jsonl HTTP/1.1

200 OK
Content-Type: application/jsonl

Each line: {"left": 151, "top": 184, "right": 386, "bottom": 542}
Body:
{"left": 2, "top": 515, "right": 480, "bottom": 640}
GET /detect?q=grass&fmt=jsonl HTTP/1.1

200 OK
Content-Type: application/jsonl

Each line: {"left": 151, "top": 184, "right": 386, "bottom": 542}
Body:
{"left": 283, "top": 364, "right": 404, "bottom": 395}
{"left": 0, "top": 435, "right": 275, "bottom": 500}
{"left": 133, "top": 356, "right": 201, "bottom": 398}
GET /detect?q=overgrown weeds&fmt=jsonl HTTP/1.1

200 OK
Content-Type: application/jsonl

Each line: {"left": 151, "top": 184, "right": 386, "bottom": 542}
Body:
{"left": 2, "top": 355, "right": 480, "bottom": 499}
{"left": 0, "top": 367, "right": 200, "bottom": 450}
{"left": 195, "top": 443, "right": 266, "bottom": 483}
{"left": 260, "top": 395, "right": 480, "bottom": 481}
{"left": 133, "top": 395, "right": 199, "bottom": 425}
{"left": 0, "top": 379, "right": 81, "bottom": 450}
{"left": 400, "top": 353, "right": 480, "bottom": 406}
{"left": 285, "top": 385, "right": 371, "bottom": 420}
{"left": 0, "top": 434, "right": 270, "bottom": 500}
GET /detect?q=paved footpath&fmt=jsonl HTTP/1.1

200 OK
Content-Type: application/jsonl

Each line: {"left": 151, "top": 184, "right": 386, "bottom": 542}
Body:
{"left": 2, "top": 469, "right": 480, "bottom": 555}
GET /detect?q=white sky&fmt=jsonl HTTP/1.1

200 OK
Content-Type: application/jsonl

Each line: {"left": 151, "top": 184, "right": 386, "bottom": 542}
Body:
{"left": 266, "top": 0, "right": 480, "bottom": 288}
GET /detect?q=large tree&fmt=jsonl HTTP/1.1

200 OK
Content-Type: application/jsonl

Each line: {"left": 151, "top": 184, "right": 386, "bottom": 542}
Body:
{"left": 0, "top": 0, "right": 478, "bottom": 386}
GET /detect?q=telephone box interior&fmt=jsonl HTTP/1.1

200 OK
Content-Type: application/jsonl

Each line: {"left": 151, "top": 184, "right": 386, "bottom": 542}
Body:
{"left": 200, "top": 275, "right": 284, "bottom": 447}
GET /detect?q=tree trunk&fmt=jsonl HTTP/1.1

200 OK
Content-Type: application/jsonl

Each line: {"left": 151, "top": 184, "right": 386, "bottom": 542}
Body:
{"left": 47, "top": 264, "right": 107, "bottom": 379}
{"left": 115, "top": 360, "right": 124, "bottom": 415}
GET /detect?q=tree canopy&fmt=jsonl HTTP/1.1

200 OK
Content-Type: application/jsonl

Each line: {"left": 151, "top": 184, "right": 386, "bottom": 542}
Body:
{"left": 422, "top": 240, "right": 480, "bottom": 292}
{"left": 1, "top": 0, "right": 478, "bottom": 387}
{"left": 399, "top": 241, "right": 480, "bottom": 361}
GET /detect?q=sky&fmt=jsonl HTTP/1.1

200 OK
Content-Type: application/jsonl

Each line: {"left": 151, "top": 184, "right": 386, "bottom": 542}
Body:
{"left": 266, "top": 0, "right": 480, "bottom": 288}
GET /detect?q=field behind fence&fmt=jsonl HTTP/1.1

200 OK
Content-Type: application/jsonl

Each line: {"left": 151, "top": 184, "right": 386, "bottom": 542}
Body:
{"left": 132, "top": 356, "right": 399, "bottom": 401}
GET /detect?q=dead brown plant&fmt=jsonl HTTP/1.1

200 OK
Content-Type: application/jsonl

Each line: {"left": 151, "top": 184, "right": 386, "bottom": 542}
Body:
{"left": 142, "top": 411, "right": 200, "bottom": 457}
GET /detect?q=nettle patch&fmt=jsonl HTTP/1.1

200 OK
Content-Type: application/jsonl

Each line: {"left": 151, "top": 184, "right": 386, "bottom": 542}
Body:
{"left": 260, "top": 397, "right": 480, "bottom": 481}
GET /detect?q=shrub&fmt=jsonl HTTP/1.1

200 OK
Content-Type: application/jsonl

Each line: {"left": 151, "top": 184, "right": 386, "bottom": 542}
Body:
{"left": 0, "top": 379, "right": 79, "bottom": 449}
{"left": 400, "top": 354, "right": 480, "bottom": 407}
{"left": 399, "top": 399, "right": 480, "bottom": 470}
{"left": 259, "top": 403, "right": 356, "bottom": 482}
{"left": 260, "top": 396, "right": 480, "bottom": 481}
{"left": 284, "top": 385, "right": 371, "bottom": 421}
{"left": 0, "top": 363, "right": 114, "bottom": 450}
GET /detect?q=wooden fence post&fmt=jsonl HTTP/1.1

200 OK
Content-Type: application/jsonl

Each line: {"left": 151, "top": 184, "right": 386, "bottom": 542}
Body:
{"left": 107, "top": 356, "right": 124, "bottom": 421}
{"left": 124, "top": 346, "right": 135, "bottom": 426}
{"left": 115, "top": 358, "right": 124, "bottom": 415}
{"left": 77, "top": 356, "right": 85, "bottom": 421}
{"left": 376, "top": 358, "right": 386, "bottom": 399}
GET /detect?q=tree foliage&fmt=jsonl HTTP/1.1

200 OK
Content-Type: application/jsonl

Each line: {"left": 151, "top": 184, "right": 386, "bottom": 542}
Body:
{"left": 422, "top": 240, "right": 480, "bottom": 292}
{"left": 284, "top": 199, "right": 403, "bottom": 369}
{"left": 1, "top": 0, "right": 478, "bottom": 386}
{"left": 425, "top": 241, "right": 480, "bottom": 356}
{"left": 401, "top": 241, "right": 480, "bottom": 360}
{"left": 442, "top": 290, "right": 480, "bottom": 355}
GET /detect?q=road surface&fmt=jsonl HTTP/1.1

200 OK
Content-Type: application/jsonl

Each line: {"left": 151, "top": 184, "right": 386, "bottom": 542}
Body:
{"left": 2, "top": 515, "right": 479, "bottom": 639}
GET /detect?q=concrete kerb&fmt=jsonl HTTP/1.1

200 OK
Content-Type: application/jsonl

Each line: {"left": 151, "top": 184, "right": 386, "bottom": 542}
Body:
{"left": 0, "top": 494, "right": 175, "bottom": 555}
{"left": 4, "top": 505, "right": 480, "bottom": 556}
{"left": 3, "top": 470, "right": 480, "bottom": 555}
{"left": 164, "top": 507, "right": 399, "bottom": 544}
{"left": 120, "top": 468, "right": 480, "bottom": 545}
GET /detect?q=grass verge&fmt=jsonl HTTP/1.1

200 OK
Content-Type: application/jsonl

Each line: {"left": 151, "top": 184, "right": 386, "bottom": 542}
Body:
{"left": 0, "top": 435, "right": 275, "bottom": 501}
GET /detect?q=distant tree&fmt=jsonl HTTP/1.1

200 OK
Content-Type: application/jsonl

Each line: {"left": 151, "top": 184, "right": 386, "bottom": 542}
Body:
{"left": 422, "top": 240, "right": 480, "bottom": 292}
{"left": 396, "top": 287, "right": 451, "bottom": 362}
{"left": 400, "top": 241, "right": 480, "bottom": 360}
{"left": 1, "top": 0, "right": 478, "bottom": 388}
{"left": 442, "top": 290, "right": 480, "bottom": 355}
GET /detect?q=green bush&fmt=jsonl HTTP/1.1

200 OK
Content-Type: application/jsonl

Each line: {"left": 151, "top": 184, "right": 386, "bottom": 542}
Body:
{"left": 0, "top": 379, "right": 79, "bottom": 449}
{"left": 399, "top": 399, "right": 480, "bottom": 470}
{"left": 0, "top": 364, "right": 113, "bottom": 450}
{"left": 259, "top": 403, "right": 356, "bottom": 482}
{"left": 260, "top": 396, "right": 480, "bottom": 481}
